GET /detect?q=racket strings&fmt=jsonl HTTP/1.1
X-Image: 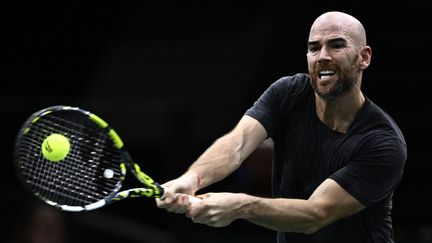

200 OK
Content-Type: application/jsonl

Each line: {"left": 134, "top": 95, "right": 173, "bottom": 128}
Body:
{"left": 29, "top": 117, "right": 118, "bottom": 178}
{"left": 22, "top": 131, "right": 117, "bottom": 205}
{"left": 30, "top": 117, "right": 121, "bottom": 172}
{"left": 18, "top": 112, "right": 123, "bottom": 206}
{"left": 20, "top": 132, "right": 111, "bottom": 205}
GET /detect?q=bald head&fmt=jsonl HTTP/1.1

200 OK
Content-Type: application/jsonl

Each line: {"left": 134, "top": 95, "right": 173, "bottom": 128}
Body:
{"left": 309, "top": 11, "right": 367, "bottom": 47}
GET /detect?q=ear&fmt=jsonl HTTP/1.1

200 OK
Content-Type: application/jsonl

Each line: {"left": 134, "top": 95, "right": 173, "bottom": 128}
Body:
{"left": 359, "top": 46, "right": 372, "bottom": 70}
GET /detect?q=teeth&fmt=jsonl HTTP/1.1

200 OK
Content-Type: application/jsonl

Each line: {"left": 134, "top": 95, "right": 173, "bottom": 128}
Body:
{"left": 319, "top": 70, "right": 335, "bottom": 78}
{"left": 319, "top": 70, "right": 335, "bottom": 75}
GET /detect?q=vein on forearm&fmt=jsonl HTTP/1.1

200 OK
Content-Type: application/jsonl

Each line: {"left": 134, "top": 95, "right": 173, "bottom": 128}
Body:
{"left": 189, "top": 132, "right": 245, "bottom": 189}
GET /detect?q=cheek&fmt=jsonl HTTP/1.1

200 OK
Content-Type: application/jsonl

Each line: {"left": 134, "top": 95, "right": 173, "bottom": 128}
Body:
{"left": 306, "top": 57, "right": 314, "bottom": 71}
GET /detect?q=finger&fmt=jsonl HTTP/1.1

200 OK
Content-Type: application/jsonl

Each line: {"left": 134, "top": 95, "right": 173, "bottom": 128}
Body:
{"left": 156, "top": 190, "right": 178, "bottom": 210}
{"left": 166, "top": 204, "right": 185, "bottom": 213}
{"left": 191, "top": 211, "right": 207, "bottom": 224}
{"left": 171, "top": 194, "right": 191, "bottom": 214}
{"left": 155, "top": 198, "right": 164, "bottom": 208}
{"left": 173, "top": 205, "right": 188, "bottom": 214}
{"left": 159, "top": 193, "right": 192, "bottom": 213}
{"left": 189, "top": 202, "right": 208, "bottom": 224}
{"left": 156, "top": 196, "right": 173, "bottom": 209}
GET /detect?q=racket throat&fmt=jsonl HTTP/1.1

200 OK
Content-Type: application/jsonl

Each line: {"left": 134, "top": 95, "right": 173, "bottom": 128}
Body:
{"left": 113, "top": 188, "right": 162, "bottom": 201}
{"left": 121, "top": 152, "right": 165, "bottom": 198}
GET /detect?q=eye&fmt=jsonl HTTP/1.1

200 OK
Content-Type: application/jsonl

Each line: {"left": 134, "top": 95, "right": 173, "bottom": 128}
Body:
{"left": 308, "top": 45, "right": 320, "bottom": 53}
{"left": 329, "top": 40, "right": 347, "bottom": 49}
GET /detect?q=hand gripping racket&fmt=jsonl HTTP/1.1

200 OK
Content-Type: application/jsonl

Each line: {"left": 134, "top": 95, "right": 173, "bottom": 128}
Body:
{"left": 14, "top": 105, "right": 200, "bottom": 212}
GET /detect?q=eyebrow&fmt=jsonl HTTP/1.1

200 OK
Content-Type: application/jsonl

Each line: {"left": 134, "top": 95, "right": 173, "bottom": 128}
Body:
{"left": 308, "top": 37, "right": 347, "bottom": 47}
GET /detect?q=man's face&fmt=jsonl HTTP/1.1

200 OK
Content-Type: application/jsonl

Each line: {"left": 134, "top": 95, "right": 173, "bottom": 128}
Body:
{"left": 306, "top": 23, "right": 362, "bottom": 101}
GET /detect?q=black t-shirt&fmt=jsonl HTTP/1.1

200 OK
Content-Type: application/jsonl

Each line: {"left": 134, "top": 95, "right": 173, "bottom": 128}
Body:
{"left": 245, "top": 74, "right": 407, "bottom": 243}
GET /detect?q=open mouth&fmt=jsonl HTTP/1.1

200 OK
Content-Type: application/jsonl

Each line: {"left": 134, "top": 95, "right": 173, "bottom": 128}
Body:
{"left": 318, "top": 70, "right": 336, "bottom": 79}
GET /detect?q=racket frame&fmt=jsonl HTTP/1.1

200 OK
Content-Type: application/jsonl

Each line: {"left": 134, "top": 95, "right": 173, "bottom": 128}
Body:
{"left": 14, "top": 105, "right": 165, "bottom": 212}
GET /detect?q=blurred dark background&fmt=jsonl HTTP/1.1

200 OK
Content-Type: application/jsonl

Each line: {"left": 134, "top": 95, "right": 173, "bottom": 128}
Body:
{"left": 3, "top": 1, "right": 431, "bottom": 243}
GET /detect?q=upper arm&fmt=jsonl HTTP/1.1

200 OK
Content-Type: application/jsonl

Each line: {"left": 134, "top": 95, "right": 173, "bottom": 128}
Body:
{"left": 308, "top": 178, "right": 365, "bottom": 228}
{"left": 229, "top": 115, "right": 268, "bottom": 162}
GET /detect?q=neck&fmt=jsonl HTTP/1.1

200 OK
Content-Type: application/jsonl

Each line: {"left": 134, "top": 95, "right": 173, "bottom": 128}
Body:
{"left": 315, "top": 89, "right": 365, "bottom": 133}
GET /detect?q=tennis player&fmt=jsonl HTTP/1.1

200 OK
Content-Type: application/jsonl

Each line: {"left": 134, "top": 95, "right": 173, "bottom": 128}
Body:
{"left": 157, "top": 11, "right": 407, "bottom": 243}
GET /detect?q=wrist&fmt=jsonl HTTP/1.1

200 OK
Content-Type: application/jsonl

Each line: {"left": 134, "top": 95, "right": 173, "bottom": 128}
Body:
{"left": 182, "top": 171, "right": 202, "bottom": 192}
{"left": 237, "top": 193, "right": 259, "bottom": 220}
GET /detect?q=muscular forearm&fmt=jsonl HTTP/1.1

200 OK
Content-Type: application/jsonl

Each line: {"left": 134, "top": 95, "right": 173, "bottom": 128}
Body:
{"left": 186, "top": 178, "right": 363, "bottom": 233}
{"left": 238, "top": 194, "right": 326, "bottom": 234}
{"left": 236, "top": 179, "right": 364, "bottom": 234}
{"left": 187, "top": 116, "right": 267, "bottom": 191}
{"left": 187, "top": 133, "right": 245, "bottom": 189}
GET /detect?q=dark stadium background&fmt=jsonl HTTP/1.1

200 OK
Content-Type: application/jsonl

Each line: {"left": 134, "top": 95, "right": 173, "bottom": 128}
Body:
{"left": 3, "top": 1, "right": 430, "bottom": 243}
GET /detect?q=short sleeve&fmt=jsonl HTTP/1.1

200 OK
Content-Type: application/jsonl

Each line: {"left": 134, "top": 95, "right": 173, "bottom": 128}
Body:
{"left": 245, "top": 74, "right": 309, "bottom": 138}
{"left": 330, "top": 136, "right": 407, "bottom": 206}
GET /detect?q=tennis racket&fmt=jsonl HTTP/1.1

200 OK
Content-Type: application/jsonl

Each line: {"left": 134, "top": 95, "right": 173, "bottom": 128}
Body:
{"left": 14, "top": 105, "right": 200, "bottom": 212}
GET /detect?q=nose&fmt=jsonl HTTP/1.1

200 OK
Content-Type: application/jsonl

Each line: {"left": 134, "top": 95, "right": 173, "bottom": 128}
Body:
{"left": 317, "top": 46, "right": 331, "bottom": 62}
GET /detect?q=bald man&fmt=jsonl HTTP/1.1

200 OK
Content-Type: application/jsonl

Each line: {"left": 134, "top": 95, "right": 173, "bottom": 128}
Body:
{"left": 157, "top": 11, "right": 406, "bottom": 243}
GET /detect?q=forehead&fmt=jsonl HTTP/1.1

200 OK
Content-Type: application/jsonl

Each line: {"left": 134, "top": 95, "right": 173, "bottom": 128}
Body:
{"left": 308, "top": 22, "right": 353, "bottom": 43}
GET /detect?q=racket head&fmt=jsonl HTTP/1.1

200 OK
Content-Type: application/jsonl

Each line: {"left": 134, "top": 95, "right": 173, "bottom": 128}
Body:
{"left": 14, "top": 105, "right": 128, "bottom": 212}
